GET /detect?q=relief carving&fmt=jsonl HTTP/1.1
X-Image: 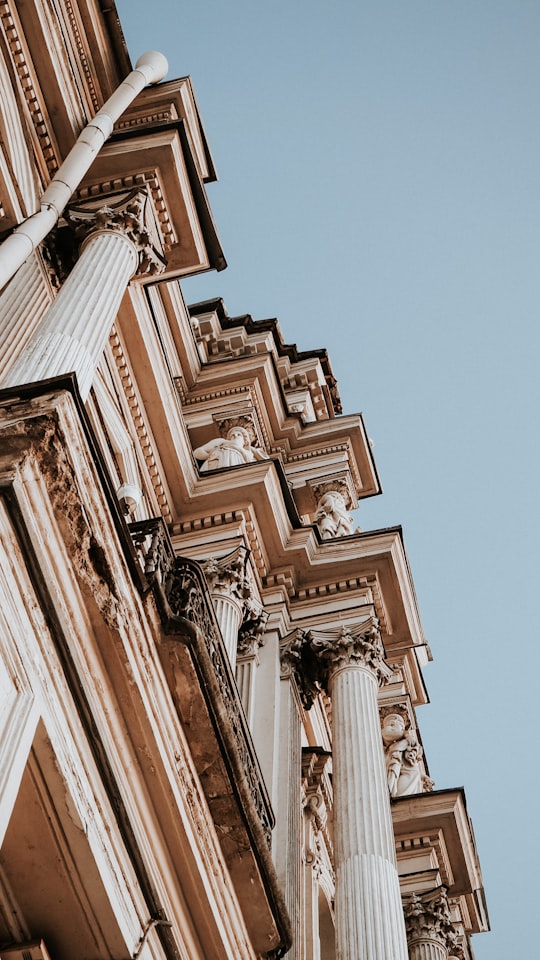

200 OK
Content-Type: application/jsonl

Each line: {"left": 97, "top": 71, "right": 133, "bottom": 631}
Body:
{"left": 237, "top": 596, "right": 268, "bottom": 657}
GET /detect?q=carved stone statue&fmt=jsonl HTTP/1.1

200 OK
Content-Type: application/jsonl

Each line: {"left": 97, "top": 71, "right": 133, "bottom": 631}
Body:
{"left": 314, "top": 490, "right": 354, "bottom": 539}
{"left": 193, "top": 426, "right": 268, "bottom": 472}
{"left": 381, "top": 713, "right": 424, "bottom": 797}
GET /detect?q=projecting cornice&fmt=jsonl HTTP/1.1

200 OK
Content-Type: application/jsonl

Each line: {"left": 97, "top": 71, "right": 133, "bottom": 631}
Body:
{"left": 76, "top": 121, "right": 225, "bottom": 279}
{"left": 392, "top": 788, "right": 490, "bottom": 936}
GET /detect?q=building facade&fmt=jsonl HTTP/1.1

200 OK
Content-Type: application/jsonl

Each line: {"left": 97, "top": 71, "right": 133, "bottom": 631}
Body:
{"left": 0, "top": 3, "right": 488, "bottom": 959}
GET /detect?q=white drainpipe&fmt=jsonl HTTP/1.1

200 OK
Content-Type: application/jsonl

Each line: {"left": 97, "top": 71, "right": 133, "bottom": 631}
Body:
{"left": 0, "top": 51, "right": 168, "bottom": 292}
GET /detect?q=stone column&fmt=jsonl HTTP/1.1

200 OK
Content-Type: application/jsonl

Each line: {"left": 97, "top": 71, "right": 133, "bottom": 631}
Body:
{"left": 310, "top": 619, "right": 408, "bottom": 960}
{"left": 202, "top": 546, "right": 251, "bottom": 671}
{"left": 404, "top": 889, "right": 464, "bottom": 960}
{"left": 4, "top": 189, "right": 164, "bottom": 400}
{"left": 0, "top": 256, "right": 52, "bottom": 380}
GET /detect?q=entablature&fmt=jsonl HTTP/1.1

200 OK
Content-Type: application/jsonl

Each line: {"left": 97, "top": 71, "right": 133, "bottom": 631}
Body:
{"left": 114, "top": 77, "right": 218, "bottom": 183}
{"left": 76, "top": 121, "right": 225, "bottom": 280}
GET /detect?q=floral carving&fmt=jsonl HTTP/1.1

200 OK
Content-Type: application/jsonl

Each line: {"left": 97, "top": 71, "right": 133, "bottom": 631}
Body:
{"left": 403, "top": 889, "right": 464, "bottom": 958}
{"left": 66, "top": 189, "right": 166, "bottom": 277}
{"left": 309, "top": 620, "right": 392, "bottom": 689}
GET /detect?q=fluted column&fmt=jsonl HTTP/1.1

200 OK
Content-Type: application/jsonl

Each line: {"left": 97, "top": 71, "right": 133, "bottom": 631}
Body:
{"left": 404, "top": 889, "right": 463, "bottom": 960}
{"left": 4, "top": 189, "right": 164, "bottom": 400}
{"left": 202, "top": 546, "right": 251, "bottom": 671}
{"left": 0, "top": 256, "right": 52, "bottom": 380}
{"left": 310, "top": 620, "right": 408, "bottom": 960}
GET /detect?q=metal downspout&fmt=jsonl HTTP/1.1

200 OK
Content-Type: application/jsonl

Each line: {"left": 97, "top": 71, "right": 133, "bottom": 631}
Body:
{"left": 0, "top": 50, "right": 168, "bottom": 291}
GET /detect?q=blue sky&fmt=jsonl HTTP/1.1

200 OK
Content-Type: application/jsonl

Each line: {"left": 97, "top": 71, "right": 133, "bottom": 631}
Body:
{"left": 116, "top": 2, "right": 539, "bottom": 955}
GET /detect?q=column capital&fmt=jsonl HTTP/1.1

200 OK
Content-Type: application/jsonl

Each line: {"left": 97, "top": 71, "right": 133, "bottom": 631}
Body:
{"left": 237, "top": 596, "right": 268, "bottom": 658}
{"left": 404, "top": 889, "right": 464, "bottom": 958}
{"left": 310, "top": 618, "right": 392, "bottom": 689}
{"left": 279, "top": 629, "right": 320, "bottom": 709}
{"left": 202, "top": 544, "right": 252, "bottom": 605}
{"left": 66, "top": 188, "right": 166, "bottom": 278}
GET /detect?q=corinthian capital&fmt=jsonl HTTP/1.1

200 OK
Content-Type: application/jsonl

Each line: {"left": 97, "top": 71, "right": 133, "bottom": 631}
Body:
{"left": 309, "top": 618, "right": 392, "bottom": 688}
{"left": 403, "top": 889, "right": 464, "bottom": 958}
{"left": 202, "top": 545, "right": 252, "bottom": 604}
{"left": 66, "top": 188, "right": 166, "bottom": 277}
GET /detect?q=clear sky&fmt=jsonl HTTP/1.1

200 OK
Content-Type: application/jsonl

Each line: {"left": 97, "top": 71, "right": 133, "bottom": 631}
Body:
{"left": 116, "top": 2, "right": 539, "bottom": 955}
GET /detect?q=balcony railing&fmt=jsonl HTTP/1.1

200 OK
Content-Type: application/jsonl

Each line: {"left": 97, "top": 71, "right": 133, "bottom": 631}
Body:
{"left": 129, "top": 517, "right": 274, "bottom": 845}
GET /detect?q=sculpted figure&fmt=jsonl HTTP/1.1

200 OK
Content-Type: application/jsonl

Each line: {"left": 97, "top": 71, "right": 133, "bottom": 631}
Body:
{"left": 314, "top": 491, "right": 354, "bottom": 539}
{"left": 381, "top": 713, "right": 424, "bottom": 797}
{"left": 193, "top": 426, "right": 268, "bottom": 472}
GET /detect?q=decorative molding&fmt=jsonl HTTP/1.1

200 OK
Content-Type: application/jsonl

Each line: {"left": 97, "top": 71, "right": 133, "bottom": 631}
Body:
{"left": 63, "top": 0, "right": 100, "bottom": 113}
{"left": 395, "top": 834, "right": 452, "bottom": 889}
{"left": 108, "top": 326, "right": 172, "bottom": 525}
{"left": 0, "top": 1, "right": 59, "bottom": 177}
{"left": 116, "top": 108, "right": 176, "bottom": 130}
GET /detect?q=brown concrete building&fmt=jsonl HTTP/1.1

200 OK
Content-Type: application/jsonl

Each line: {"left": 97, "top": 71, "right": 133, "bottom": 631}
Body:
{"left": 0, "top": 3, "right": 488, "bottom": 958}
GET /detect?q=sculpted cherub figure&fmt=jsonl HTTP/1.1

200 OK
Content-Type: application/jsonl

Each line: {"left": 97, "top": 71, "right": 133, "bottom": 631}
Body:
{"left": 193, "top": 426, "right": 268, "bottom": 472}
{"left": 381, "top": 713, "right": 424, "bottom": 797}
